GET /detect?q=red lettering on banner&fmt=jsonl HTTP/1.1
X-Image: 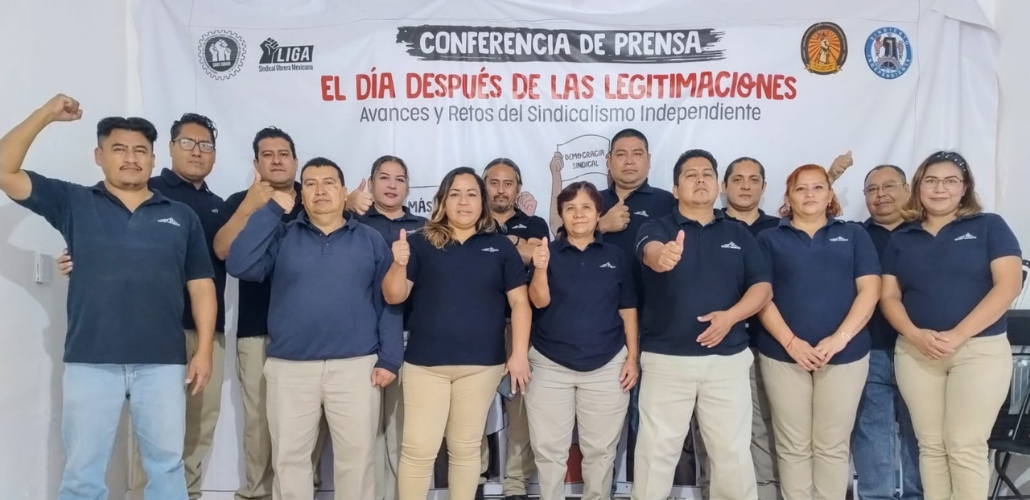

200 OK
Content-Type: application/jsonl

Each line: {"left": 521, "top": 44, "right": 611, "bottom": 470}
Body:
{"left": 405, "top": 69, "right": 503, "bottom": 99}
{"left": 550, "top": 74, "right": 593, "bottom": 100}
{"left": 321, "top": 75, "right": 346, "bottom": 101}
{"left": 356, "top": 68, "right": 396, "bottom": 100}
{"left": 512, "top": 73, "right": 541, "bottom": 100}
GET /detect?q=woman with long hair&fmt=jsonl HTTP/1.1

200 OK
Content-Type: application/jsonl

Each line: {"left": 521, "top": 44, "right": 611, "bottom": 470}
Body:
{"left": 881, "top": 151, "right": 1022, "bottom": 500}
{"left": 383, "top": 167, "right": 532, "bottom": 500}
{"left": 756, "top": 164, "right": 881, "bottom": 500}
{"left": 524, "top": 181, "right": 638, "bottom": 500}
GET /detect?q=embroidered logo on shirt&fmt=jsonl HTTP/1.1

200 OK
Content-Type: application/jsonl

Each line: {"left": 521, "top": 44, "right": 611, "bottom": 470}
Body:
{"left": 512, "top": 224, "right": 527, "bottom": 229}
{"left": 599, "top": 262, "right": 617, "bottom": 269}
{"left": 955, "top": 233, "right": 977, "bottom": 241}
{"left": 482, "top": 247, "right": 499, "bottom": 252}
{"left": 721, "top": 241, "right": 741, "bottom": 250}
{"left": 633, "top": 210, "right": 650, "bottom": 217}
{"left": 157, "top": 217, "right": 181, "bottom": 227}
{"left": 211, "top": 208, "right": 219, "bottom": 214}
{"left": 829, "top": 236, "right": 849, "bottom": 242}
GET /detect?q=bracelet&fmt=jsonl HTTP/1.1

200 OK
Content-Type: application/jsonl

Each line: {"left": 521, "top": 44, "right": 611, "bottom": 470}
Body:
{"left": 786, "top": 335, "right": 796, "bottom": 349}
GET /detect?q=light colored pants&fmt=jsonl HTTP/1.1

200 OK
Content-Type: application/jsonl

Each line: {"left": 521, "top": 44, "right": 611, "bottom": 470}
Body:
{"left": 525, "top": 346, "right": 629, "bottom": 500}
{"left": 127, "top": 331, "right": 224, "bottom": 500}
{"left": 760, "top": 354, "right": 868, "bottom": 500}
{"left": 265, "top": 355, "right": 380, "bottom": 500}
{"left": 896, "top": 334, "right": 1013, "bottom": 500}
{"left": 480, "top": 324, "right": 536, "bottom": 494}
{"left": 632, "top": 350, "right": 757, "bottom": 500}
{"left": 696, "top": 347, "right": 782, "bottom": 500}
{"left": 61, "top": 363, "right": 187, "bottom": 500}
{"left": 376, "top": 364, "right": 404, "bottom": 500}
{"left": 236, "top": 336, "right": 329, "bottom": 500}
{"left": 399, "top": 363, "right": 505, "bottom": 500}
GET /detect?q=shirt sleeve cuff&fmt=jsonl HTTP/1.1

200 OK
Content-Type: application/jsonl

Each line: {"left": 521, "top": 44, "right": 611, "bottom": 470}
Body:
{"left": 375, "top": 358, "right": 401, "bottom": 375}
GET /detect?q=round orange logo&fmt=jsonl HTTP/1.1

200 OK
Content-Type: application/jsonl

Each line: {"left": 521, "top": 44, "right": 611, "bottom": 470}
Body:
{"left": 801, "top": 22, "right": 848, "bottom": 75}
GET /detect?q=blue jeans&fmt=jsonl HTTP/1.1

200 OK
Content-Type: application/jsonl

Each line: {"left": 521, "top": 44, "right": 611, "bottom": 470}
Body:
{"left": 851, "top": 350, "right": 923, "bottom": 500}
{"left": 59, "top": 363, "right": 188, "bottom": 500}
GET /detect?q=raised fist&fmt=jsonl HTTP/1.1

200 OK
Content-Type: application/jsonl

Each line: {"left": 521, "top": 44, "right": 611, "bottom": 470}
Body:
{"left": 261, "top": 38, "right": 280, "bottom": 57}
{"left": 210, "top": 39, "right": 232, "bottom": 62}
{"left": 516, "top": 191, "right": 538, "bottom": 217}
{"left": 41, "top": 94, "right": 82, "bottom": 123}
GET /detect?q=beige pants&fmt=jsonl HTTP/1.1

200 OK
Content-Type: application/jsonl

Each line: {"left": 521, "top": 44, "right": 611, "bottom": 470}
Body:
{"left": 236, "top": 336, "right": 329, "bottom": 500}
{"left": 376, "top": 364, "right": 404, "bottom": 500}
{"left": 760, "top": 354, "right": 868, "bottom": 500}
{"left": 896, "top": 334, "right": 1013, "bottom": 500}
{"left": 632, "top": 350, "right": 757, "bottom": 500}
{"left": 480, "top": 324, "right": 536, "bottom": 494}
{"left": 265, "top": 355, "right": 380, "bottom": 500}
{"left": 127, "top": 331, "right": 225, "bottom": 500}
{"left": 697, "top": 347, "right": 782, "bottom": 500}
{"left": 399, "top": 363, "right": 504, "bottom": 500}
{"left": 524, "top": 346, "right": 629, "bottom": 500}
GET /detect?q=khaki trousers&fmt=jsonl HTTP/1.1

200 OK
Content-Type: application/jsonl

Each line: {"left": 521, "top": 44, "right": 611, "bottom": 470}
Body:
{"left": 127, "top": 331, "right": 225, "bottom": 500}
{"left": 632, "top": 350, "right": 757, "bottom": 500}
{"left": 264, "top": 355, "right": 380, "bottom": 500}
{"left": 399, "top": 363, "right": 504, "bottom": 500}
{"left": 480, "top": 324, "right": 536, "bottom": 494}
{"left": 524, "top": 347, "right": 629, "bottom": 500}
{"left": 760, "top": 354, "right": 868, "bottom": 500}
{"left": 896, "top": 334, "right": 1013, "bottom": 500}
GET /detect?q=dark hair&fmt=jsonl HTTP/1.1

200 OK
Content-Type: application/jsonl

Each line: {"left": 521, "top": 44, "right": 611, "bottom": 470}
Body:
{"left": 555, "top": 181, "right": 603, "bottom": 239}
{"left": 252, "top": 127, "right": 297, "bottom": 159}
{"left": 901, "top": 151, "right": 982, "bottom": 221}
{"left": 170, "top": 113, "right": 217, "bottom": 144}
{"left": 863, "top": 164, "right": 907, "bottom": 185}
{"left": 301, "top": 157, "right": 344, "bottom": 184}
{"left": 371, "top": 155, "right": 409, "bottom": 179}
{"left": 778, "top": 164, "right": 842, "bottom": 218}
{"left": 723, "top": 156, "right": 765, "bottom": 183}
{"left": 673, "top": 149, "right": 719, "bottom": 186}
{"left": 609, "top": 128, "right": 649, "bottom": 153}
{"left": 97, "top": 117, "right": 158, "bottom": 146}
{"left": 483, "top": 158, "right": 523, "bottom": 186}
{"left": 423, "top": 167, "right": 496, "bottom": 249}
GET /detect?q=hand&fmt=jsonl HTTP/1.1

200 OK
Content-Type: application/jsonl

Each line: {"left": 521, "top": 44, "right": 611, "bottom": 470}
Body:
{"left": 392, "top": 229, "right": 410, "bottom": 266}
{"left": 210, "top": 39, "right": 232, "bottom": 61}
{"left": 347, "top": 178, "right": 373, "bottom": 215}
{"left": 910, "top": 329, "right": 955, "bottom": 360}
{"left": 619, "top": 356, "right": 638, "bottom": 392}
{"left": 828, "top": 150, "right": 853, "bottom": 182}
{"left": 516, "top": 191, "right": 538, "bottom": 216}
{"left": 371, "top": 368, "right": 397, "bottom": 388}
{"left": 785, "top": 337, "right": 825, "bottom": 372}
{"left": 598, "top": 197, "right": 631, "bottom": 233}
{"left": 242, "top": 170, "right": 274, "bottom": 214}
{"left": 532, "top": 237, "right": 549, "bottom": 269}
{"left": 505, "top": 352, "right": 531, "bottom": 395}
{"left": 549, "top": 151, "right": 564, "bottom": 174}
{"left": 260, "top": 37, "right": 280, "bottom": 57}
{"left": 270, "top": 190, "right": 295, "bottom": 214}
{"left": 655, "top": 230, "right": 685, "bottom": 272}
{"left": 937, "top": 329, "right": 968, "bottom": 352}
{"left": 185, "top": 348, "right": 213, "bottom": 396}
{"left": 813, "top": 332, "right": 849, "bottom": 363}
{"left": 41, "top": 94, "right": 83, "bottom": 123}
{"left": 696, "top": 310, "right": 735, "bottom": 348}
{"left": 56, "top": 248, "right": 73, "bottom": 277}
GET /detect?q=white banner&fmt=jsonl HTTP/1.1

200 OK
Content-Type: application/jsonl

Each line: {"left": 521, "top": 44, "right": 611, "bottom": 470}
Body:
{"left": 134, "top": 0, "right": 999, "bottom": 495}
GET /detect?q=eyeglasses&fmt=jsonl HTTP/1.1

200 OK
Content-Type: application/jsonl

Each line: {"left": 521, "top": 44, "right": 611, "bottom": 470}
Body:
{"left": 175, "top": 138, "right": 215, "bottom": 153}
{"left": 921, "top": 177, "right": 964, "bottom": 190}
{"left": 863, "top": 182, "right": 903, "bottom": 196}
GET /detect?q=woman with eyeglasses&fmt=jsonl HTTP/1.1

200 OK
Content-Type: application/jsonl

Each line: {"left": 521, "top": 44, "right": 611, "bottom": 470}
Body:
{"left": 382, "top": 167, "right": 532, "bottom": 500}
{"left": 880, "top": 151, "right": 1022, "bottom": 500}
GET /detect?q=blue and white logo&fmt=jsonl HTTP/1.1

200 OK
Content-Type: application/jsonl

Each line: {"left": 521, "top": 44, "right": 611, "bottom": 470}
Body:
{"left": 865, "top": 27, "right": 912, "bottom": 79}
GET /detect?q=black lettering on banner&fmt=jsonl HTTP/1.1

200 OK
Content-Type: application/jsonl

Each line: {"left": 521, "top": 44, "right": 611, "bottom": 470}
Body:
{"left": 396, "top": 26, "right": 725, "bottom": 64}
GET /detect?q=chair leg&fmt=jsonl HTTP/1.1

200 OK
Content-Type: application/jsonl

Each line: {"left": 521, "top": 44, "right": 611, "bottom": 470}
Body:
{"left": 992, "top": 450, "right": 1008, "bottom": 500}
{"left": 995, "top": 451, "right": 1024, "bottom": 500}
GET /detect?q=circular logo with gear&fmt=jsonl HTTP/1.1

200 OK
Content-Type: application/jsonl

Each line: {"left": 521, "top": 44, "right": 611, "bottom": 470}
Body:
{"left": 198, "top": 30, "right": 246, "bottom": 81}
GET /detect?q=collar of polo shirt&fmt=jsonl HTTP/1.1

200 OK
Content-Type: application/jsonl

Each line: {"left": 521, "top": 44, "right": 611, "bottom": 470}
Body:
{"left": 555, "top": 234, "right": 604, "bottom": 253}
{"left": 777, "top": 216, "right": 844, "bottom": 230}
{"left": 672, "top": 207, "right": 725, "bottom": 227}
{"left": 89, "top": 181, "right": 172, "bottom": 206}
{"left": 894, "top": 212, "right": 985, "bottom": 235}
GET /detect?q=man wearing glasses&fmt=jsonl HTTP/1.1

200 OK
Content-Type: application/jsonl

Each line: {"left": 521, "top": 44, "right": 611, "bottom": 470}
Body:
{"left": 830, "top": 162, "right": 923, "bottom": 500}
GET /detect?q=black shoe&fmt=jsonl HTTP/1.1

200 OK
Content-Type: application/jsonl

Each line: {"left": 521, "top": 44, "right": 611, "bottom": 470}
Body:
{"left": 475, "top": 485, "right": 485, "bottom": 500}
{"left": 504, "top": 496, "right": 529, "bottom": 500}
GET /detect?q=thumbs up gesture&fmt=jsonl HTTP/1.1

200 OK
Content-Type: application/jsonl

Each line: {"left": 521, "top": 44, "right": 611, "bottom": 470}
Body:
{"left": 532, "top": 237, "right": 550, "bottom": 269}
{"left": 347, "top": 178, "right": 374, "bottom": 215}
{"left": 242, "top": 170, "right": 274, "bottom": 214}
{"left": 828, "top": 150, "right": 854, "bottom": 183}
{"left": 656, "top": 230, "right": 684, "bottom": 272}
{"left": 392, "top": 229, "right": 410, "bottom": 267}
{"left": 599, "top": 195, "right": 631, "bottom": 233}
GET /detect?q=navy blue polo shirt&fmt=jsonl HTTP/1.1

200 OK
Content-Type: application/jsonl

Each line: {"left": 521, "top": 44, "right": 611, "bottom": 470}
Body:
{"left": 862, "top": 219, "right": 911, "bottom": 351}
{"left": 225, "top": 201, "right": 403, "bottom": 372}
{"left": 150, "top": 168, "right": 228, "bottom": 333}
{"left": 223, "top": 183, "right": 303, "bottom": 338}
{"left": 496, "top": 208, "right": 550, "bottom": 241}
{"left": 531, "top": 237, "right": 637, "bottom": 372}
{"left": 13, "top": 171, "right": 214, "bottom": 364}
{"left": 600, "top": 180, "right": 677, "bottom": 258}
{"left": 722, "top": 208, "right": 782, "bottom": 345}
{"left": 356, "top": 205, "right": 427, "bottom": 328}
{"left": 404, "top": 231, "right": 528, "bottom": 366}
{"left": 756, "top": 218, "right": 880, "bottom": 364}
{"left": 882, "top": 213, "right": 1021, "bottom": 338}
{"left": 635, "top": 209, "right": 770, "bottom": 356}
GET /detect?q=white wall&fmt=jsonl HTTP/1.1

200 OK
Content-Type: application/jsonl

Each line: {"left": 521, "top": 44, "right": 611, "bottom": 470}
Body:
{"left": 1, "top": 0, "right": 1029, "bottom": 498}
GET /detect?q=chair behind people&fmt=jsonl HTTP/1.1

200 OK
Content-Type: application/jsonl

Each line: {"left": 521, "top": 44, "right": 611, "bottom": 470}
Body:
{"left": 989, "top": 374, "right": 1030, "bottom": 500}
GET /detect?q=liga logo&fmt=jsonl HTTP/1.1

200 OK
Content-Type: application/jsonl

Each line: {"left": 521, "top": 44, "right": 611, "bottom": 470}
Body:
{"left": 198, "top": 30, "right": 246, "bottom": 81}
{"left": 800, "top": 22, "right": 847, "bottom": 75}
{"left": 865, "top": 27, "right": 912, "bottom": 79}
